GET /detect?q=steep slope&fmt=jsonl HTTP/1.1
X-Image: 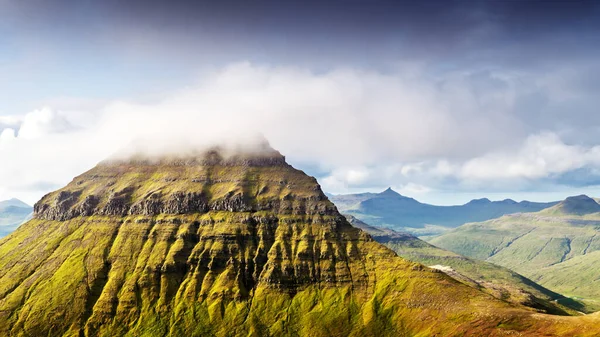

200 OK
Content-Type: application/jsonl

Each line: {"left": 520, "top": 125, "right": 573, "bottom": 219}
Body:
{"left": 429, "top": 195, "right": 600, "bottom": 311}
{"left": 330, "top": 189, "right": 556, "bottom": 235}
{"left": 345, "top": 215, "right": 584, "bottom": 315}
{"left": 529, "top": 250, "right": 600, "bottom": 308}
{"left": 0, "top": 198, "right": 32, "bottom": 237}
{"left": 0, "top": 146, "right": 597, "bottom": 336}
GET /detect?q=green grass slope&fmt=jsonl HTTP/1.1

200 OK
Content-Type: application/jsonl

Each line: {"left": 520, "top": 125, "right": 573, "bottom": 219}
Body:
{"left": 429, "top": 195, "right": 600, "bottom": 312}
{"left": 0, "top": 146, "right": 597, "bottom": 336}
{"left": 345, "top": 215, "right": 584, "bottom": 315}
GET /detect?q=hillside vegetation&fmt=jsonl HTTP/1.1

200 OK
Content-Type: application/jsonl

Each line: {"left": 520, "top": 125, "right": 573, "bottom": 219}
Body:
{"left": 345, "top": 215, "right": 586, "bottom": 315}
{"left": 430, "top": 195, "right": 600, "bottom": 311}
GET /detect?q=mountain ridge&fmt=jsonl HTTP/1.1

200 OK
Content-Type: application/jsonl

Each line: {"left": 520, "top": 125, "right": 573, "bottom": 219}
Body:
{"left": 330, "top": 188, "right": 557, "bottom": 234}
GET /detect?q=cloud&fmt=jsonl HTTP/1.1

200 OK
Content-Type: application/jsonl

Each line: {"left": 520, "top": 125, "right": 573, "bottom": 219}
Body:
{"left": 459, "top": 133, "right": 600, "bottom": 181}
{"left": 320, "top": 132, "right": 600, "bottom": 194}
{"left": 0, "top": 128, "right": 16, "bottom": 141}
{"left": 0, "top": 62, "right": 599, "bottom": 203}
{"left": 0, "top": 108, "right": 75, "bottom": 140}
{"left": 16, "top": 107, "right": 75, "bottom": 139}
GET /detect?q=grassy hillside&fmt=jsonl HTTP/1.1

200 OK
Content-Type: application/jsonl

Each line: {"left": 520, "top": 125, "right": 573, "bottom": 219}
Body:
{"left": 345, "top": 215, "right": 586, "bottom": 315}
{"left": 429, "top": 195, "right": 600, "bottom": 311}
{"left": 331, "top": 188, "right": 556, "bottom": 235}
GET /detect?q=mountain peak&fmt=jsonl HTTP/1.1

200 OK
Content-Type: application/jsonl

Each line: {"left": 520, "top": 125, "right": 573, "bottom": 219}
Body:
{"left": 466, "top": 198, "right": 491, "bottom": 205}
{"left": 379, "top": 187, "right": 401, "bottom": 196}
{"left": 545, "top": 194, "right": 600, "bottom": 216}
{"left": 0, "top": 198, "right": 31, "bottom": 210}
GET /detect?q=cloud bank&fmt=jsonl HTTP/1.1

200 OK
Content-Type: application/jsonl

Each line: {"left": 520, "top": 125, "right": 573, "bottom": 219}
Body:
{"left": 1, "top": 62, "right": 599, "bottom": 204}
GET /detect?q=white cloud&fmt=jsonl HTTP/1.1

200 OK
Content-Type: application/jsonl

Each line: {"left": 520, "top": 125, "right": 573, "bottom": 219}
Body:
{"left": 459, "top": 132, "right": 600, "bottom": 181}
{"left": 319, "top": 132, "right": 600, "bottom": 196}
{"left": 0, "top": 128, "right": 16, "bottom": 141}
{"left": 396, "top": 183, "right": 432, "bottom": 195}
{"left": 16, "top": 107, "right": 74, "bottom": 139}
{"left": 0, "top": 62, "right": 599, "bottom": 203}
{"left": 321, "top": 167, "right": 372, "bottom": 191}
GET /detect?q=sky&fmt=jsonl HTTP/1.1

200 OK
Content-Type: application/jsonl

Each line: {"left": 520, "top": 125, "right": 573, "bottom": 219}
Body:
{"left": 1, "top": 0, "right": 600, "bottom": 205}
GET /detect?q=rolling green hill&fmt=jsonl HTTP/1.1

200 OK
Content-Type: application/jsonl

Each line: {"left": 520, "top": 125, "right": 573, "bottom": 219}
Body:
{"left": 0, "top": 145, "right": 597, "bottom": 336}
{"left": 330, "top": 188, "right": 556, "bottom": 235}
{"left": 345, "top": 215, "right": 587, "bottom": 314}
{"left": 429, "top": 195, "right": 600, "bottom": 311}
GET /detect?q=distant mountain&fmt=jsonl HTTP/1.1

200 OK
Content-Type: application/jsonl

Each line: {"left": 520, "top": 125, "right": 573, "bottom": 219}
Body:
{"left": 330, "top": 188, "right": 557, "bottom": 235}
{"left": 539, "top": 195, "right": 600, "bottom": 216}
{"left": 429, "top": 195, "right": 600, "bottom": 312}
{"left": 0, "top": 198, "right": 31, "bottom": 210}
{"left": 0, "top": 198, "right": 32, "bottom": 237}
{"left": 346, "top": 215, "right": 586, "bottom": 315}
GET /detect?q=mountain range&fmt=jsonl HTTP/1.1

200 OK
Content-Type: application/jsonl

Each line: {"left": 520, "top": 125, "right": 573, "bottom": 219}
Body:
{"left": 429, "top": 195, "right": 600, "bottom": 312}
{"left": 330, "top": 188, "right": 557, "bottom": 235}
{"left": 0, "top": 198, "right": 32, "bottom": 237}
{"left": 0, "top": 144, "right": 597, "bottom": 336}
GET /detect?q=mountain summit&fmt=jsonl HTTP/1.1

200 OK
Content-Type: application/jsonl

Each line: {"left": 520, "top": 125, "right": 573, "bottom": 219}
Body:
{"left": 541, "top": 194, "right": 600, "bottom": 216}
{"left": 0, "top": 198, "right": 30, "bottom": 210}
{"left": 0, "top": 144, "right": 595, "bottom": 336}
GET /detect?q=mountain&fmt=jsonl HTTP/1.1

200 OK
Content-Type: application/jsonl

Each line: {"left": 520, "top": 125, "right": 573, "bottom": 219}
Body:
{"left": 0, "top": 198, "right": 31, "bottom": 209}
{"left": 429, "top": 195, "right": 600, "bottom": 311}
{"left": 539, "top": 195, "right": 600, "bottom": 216}
{"left": 345, "top": 215, "right": 586, "bottom": 315}
{"left": 0, "top": 198, "right": 32, "bottom": 237}
{"left": 330, "top": 188, "right": 557, "bottom": 235}
{"left": 0, "top": 145, "right": 597, "bottom": 336}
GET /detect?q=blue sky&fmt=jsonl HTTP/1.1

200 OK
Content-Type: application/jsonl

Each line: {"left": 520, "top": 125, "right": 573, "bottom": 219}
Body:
{"left": 1, "top": 0, "right": 600, "bottom": 205}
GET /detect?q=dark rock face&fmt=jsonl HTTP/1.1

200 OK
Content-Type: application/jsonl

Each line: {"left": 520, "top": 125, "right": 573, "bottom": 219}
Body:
{"left": 34, "top": 190, "right": 82, "bottom": 221}
{"left": 35, "top": 191, "right": 337, "bottom": 221}
{"left": 99, "top": 188, "right": 134, "bottom": 216}
{"left": 33, "top": 147, "right": 337, "bottom": 221}
{"left": 75, "top": 195, "right": 100, "bottom": 216}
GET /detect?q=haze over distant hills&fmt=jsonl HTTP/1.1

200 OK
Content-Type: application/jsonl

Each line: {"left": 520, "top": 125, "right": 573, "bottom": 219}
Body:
{"left": 330, "top": 188, "right": 557, "bottom": 235}
{"left": 430, "top": 195, "right": 600, "bottom": 311}
{"left": 0, "top": 198, "right": 32, "bottom": 237}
